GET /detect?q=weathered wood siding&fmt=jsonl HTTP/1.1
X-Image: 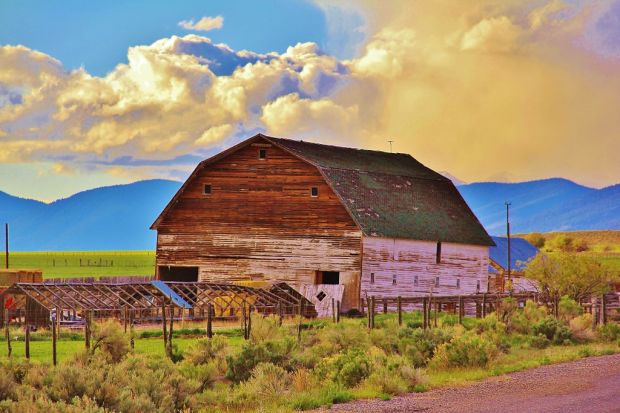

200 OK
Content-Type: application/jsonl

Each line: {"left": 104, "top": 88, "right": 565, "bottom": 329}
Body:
{"left": 361, "top": 237, "right": 489, "bottom": 298}
{"left": 156, "top": 138, "right": 363, "bottom": 309}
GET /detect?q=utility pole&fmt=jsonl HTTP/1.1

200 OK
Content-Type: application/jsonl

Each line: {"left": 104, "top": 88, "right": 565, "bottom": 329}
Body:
{"left": 505, "top": 202, "right": 511, "bottom": 289}
{"left": 4, "top": 223, "right": 8, "bottom": 269}
{"left": 388, "top": 140, "right": 394, "bottom": 153}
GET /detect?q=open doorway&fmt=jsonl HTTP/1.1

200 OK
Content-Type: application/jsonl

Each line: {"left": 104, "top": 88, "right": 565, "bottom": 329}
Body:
{"left": 158, "top": 266, "right": 199, "bottom": 282}
{"left": 315, "top": 271, "right": 340, "bottom": 285}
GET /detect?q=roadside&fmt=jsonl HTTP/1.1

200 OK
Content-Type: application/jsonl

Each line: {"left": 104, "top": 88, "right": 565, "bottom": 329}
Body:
{"left": 322, "top": 353, "right": 620, "bottom": 413}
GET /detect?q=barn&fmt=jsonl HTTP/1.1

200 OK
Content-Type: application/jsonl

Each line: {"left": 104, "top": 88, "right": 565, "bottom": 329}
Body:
{"left": 151, "top": 133, "right": 494, "bottom": 312}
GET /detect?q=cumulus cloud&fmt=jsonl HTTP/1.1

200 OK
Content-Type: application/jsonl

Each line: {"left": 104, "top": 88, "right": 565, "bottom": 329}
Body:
{"left": 2, "top": 0, "right": 620, "bottom": 188}
{"left": 178, "top": 16, "right": 224, "bottom": 32}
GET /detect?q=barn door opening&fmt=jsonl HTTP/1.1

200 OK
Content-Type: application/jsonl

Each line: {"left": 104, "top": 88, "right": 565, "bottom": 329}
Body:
{"left": 315, "top": 271, "right": 340, "bottom": 285}
{"left": 158, "top": 266, "right": 199, "bottom": 282}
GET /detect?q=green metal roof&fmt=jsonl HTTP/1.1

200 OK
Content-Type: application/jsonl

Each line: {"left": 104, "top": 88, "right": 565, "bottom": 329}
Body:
{"left": 268, "top": 137, "right": 494, "bottom": 246}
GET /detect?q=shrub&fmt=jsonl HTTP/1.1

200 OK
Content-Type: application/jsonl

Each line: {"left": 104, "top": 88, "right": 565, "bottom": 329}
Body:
{"left": 226, "top": 338, "right": 296, "bottom": 383}
{"left": 364, "top": 366, "right": 408, "bottom": 396}
{"left": 532, "top": 317, "right": 572, "bottom": 344}
{"left": 250, "top": 315, "right": 284, "bottom": 343}
{"left": 496, "top": 297, "right": 518, "bottom": 326}
{"left": 90, "top": 320, "right": 130, "bottom": 362}
{"left": 291, "top": 368, "right": 315, "bottom": 392}
{"left": 597, "top": 323, "right": 620, "bottom": 342}
{"left": 316, "top": 348, "right": 371, "bottom": 387}
{"left": 569, "top": 314, "right": 594, "bottom": 341}
{"left": 0, "top": 372, "right": 17, "bottom": 402}
{"left": 559, "top": 296, "right": 583, "bottom": 322}
{"left": 529, "top": 334, "right": 550, "bottom": 349}
{"left": 184, "top": 335, "right": 228, "bottom": 373}
{"left": 430, "top": 332, "right": 498, "bottom": 368}
{"left": 512, "top": 300, "right": 547, "bottom": 334}
{"left": 243, "top": 362, "right": 290, "bottom": 399}
{"left": 398, "top": 327, "right": 453, "bottom": 368}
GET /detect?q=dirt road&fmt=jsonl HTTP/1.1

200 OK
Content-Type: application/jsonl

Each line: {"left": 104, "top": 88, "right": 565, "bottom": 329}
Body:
{"left": 325, "top": 354, "right": 620, "bottom": 413}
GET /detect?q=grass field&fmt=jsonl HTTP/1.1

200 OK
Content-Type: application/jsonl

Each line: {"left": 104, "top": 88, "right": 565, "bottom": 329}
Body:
{"left": 8, "top": 250, "right": 155, "bottom": 278}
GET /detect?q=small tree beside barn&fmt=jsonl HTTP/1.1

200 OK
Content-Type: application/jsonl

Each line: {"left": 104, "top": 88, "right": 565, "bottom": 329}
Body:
{"left": 151, "top": 134, "right": 494, "bottom": 312}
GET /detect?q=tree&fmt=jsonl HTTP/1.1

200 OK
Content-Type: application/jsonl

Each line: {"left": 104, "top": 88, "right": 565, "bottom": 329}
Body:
{"left": 524, "top": 233, "right": 545, "bottom": 249}
{"left": 524, "top": 252, "right": 616, "bottom": 302}
{"left": 547, "top": 234, "right": 574, "bottom": 252}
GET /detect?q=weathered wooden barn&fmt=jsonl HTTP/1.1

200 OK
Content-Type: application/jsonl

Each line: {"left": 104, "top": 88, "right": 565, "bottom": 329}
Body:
{"left": 151, "top": 134, "right": 495, "bottom": 311}
{"left": 489, "top": 236, "right": 539, "bottom": 293}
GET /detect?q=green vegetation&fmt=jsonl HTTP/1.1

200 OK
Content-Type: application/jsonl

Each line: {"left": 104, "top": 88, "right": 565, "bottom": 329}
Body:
{"left": 518, "top": 230, "right": 620, "bottom": 253}
{"left": 8, "top": 251, "right": 155, "bottom": 278}
{"left": 0, "top": 301, "right": 619, "bottom": 412}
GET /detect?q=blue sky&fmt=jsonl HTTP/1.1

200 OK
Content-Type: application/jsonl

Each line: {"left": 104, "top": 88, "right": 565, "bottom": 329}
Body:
{"left": 0, "top": 0, "right": 330, "bottom": 76}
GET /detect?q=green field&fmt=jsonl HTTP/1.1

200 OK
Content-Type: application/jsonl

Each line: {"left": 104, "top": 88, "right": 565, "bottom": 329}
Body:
{"left": 9, "top": 250, "right": 155, "bottom": 278}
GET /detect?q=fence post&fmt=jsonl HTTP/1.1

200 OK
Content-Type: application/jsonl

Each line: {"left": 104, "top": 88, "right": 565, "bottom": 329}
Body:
{"left": 4, "top": 308, "right": 11, "bottom": 358}
{"left": 601, "top": 295, "right": 607, "bottom": 325}
{"left": 241, "top": 304, "right": 247, "bottom": 340}
{"left": 167, "top": 303, "right": 174, "bottom": 359}
{"left": 482, "top": 294, "right": 487, "bottom": 318}
{"left": 366, "top": 297, "right": 371, "bottom": 329}
{"left": 370, "top": 296, "right": 376, "bottom": 329}
{"left": 397, "top": 296, "right": 402, "bottom": 326}
{"left": 297, "top": 301, "right": 304, "bottom": 342}
{"left": 277, "top": 300, "right": 283, "bottom": 326}
{"left": 207, "top": 304, "right": 213, "bottom": 339}
{"left": 130, "top": 309, "right": 135, "bottom": 350}
{"left": 247, "top": 306, "right": 252, "bottom": 339}
{"left": 336, "top": 301, "right": 341, "bottom": 323}
{"left": 383, "top": 299, "right": 388, "bottom": 314}
{"left": 434, "top": 300, "right": 438, "bottom": 328}
{"left": 458, "top": 296, "right": 463, "bottom": 325}
{"left": 423, "top": 297, "right": 428, "bottom": 329}
{"left": 162, "top": 299, "right": 168, "bottom": 350}
{"left": 332, "top": 298, "right": 336, "bottom": 323}
{"left": 52, "top": 314, "right": 57, "bottom": 366}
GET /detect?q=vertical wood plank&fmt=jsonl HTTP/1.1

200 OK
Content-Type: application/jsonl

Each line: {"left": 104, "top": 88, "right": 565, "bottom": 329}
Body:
{"left": 207, "top": 304, "right": 213, "bottom": 339}
{"left": 397, "top": 296, "right": 402, "bottom": 326}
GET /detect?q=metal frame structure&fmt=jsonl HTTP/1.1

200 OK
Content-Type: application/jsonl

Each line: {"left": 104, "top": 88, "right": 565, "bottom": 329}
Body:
{"left": 0, "top": 281, "right": 317, "bottom": 327}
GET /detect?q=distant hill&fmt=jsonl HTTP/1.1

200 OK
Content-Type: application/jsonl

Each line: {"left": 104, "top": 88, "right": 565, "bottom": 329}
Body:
{"left": 0, "top": 180, "right": 181, "bottom": 251}
{"left": 457, "top": 178, "right": 620, "bottom": 234}
{"left": 1, "top": 177, "right": 619, "bottom": 251}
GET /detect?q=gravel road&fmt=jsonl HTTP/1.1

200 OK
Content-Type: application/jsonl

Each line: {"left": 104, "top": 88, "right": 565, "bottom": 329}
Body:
{"left": 322, "top": 353, "right": 620, "bottom": 413}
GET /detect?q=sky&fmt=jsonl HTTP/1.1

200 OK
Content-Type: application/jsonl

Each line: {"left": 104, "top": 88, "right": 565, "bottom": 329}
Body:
{"left": 1, "top": 0, "right": 620, "bottom": 202}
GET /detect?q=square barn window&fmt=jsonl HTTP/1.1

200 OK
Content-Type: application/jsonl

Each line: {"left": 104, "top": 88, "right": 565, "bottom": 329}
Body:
{"left": 259, "top": 149, "right": 267, "bottom": 159}
{"left": 414, "top": 275, "right": 419, "bottom": 286}
{"left": 370, "top": 273, "right": 375, "bottom": 284}
{"left": 456, "top": 278, "right": 460, "bottom": 288}
{"left": 203, "top": 184, "right": 212, "bottom": 195}
{"left": 392, "top": 274, "right": 397, "bottom": 285}
{"left": 311, "top": 187, "right": 319, "bottom": 197}
{"left": 435, "top": 276, "right": 440, "bottom": 287}
{"left": 316, "top": 291, "right": 327, "bottom": 301}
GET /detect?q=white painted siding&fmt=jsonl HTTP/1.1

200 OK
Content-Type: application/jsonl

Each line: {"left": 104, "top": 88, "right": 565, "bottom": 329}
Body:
{"left": 361, "top": 237, "right": 489, "bottom": 298}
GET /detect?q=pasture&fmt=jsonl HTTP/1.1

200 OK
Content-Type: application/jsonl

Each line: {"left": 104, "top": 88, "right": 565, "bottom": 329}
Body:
{"left": 8, "top": 250, "right": 155, "bottom": 278}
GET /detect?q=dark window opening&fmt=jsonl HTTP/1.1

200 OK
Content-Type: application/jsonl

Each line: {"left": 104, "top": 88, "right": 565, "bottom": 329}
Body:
{"left": 436, "top": 241, "right": 442, "bottom": 264}
{"left": 370, "top": 273, "right": 375, "bottom": 284}
{"left": 315, "top": 271, "right": 339, "bottom": 285}
{"left": 435, "top": 276, "right": 440, "bottom": 287}
{"left": 203, "top": 184, "right": 212, "bottom": 195}
{"left": 158, "top": 266, "right": 198, "bottom": 282}
{"left": 476, "top": 280, "right": 481, "bottom": 292}
{"left": 259, "top": 149, "right": 267, "bottom": 159}
{"left": 392, "top": 274, "right": 397, "bottom": 285}
{"left": 311, "top": 187, "right": 319, "bottom": 197}
{"left": 414, "top": 275, "right": 419, "bottom": 286}
{"left": 456, "top": 278, "right": 460, "bottom": 288}
{"left": 316, "top": 291, "right": 327, "bottom": 301}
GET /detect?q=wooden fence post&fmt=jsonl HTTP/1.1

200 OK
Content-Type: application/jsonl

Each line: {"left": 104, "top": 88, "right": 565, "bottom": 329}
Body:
{"left": 397, "top": 296, "right": 402, "bottom": 326}
{"left": 167, "top": 303, "right": 174, "bottom": 359}
{"left": 52, "top": 314, "right": 57, "bottom": 366}
{"left": 434, "top": 300, "right": 438, "bottom": 328}
{"left": 423, "top": 297, "right": 428, "bottom": 329}
{"left": 297, "top": 301, "right": 304, "bottom": 342}
{"left": 370, "top": 296, "right": 376, "bottom": 329}
{"left": 123, "top": 307, "right": 128, "bottom": 333}
{"left": 366, "top": 297, "right": 372, "bottom": 329}
{"left": 84, "top": 310, "right": 91, "bottom": 351}
{"left": 207, "top": 304, "right": 213, "bottom": 339}
{"left": 601, "top": 295, "right": 607, "bottom": 325}
{"left": 482, "top": 294, "right": 487, "bottom": 318}
{"left": 242, "top": 304, "right": 248, "bottom": 340}
{"left": 458, "top": 296, "right": 463, "bottom": 325}
{"left": 336, "top": 301, "right": 341, "bottom": 323}
{"left": 383, "top": 299, "right": 388, "bottom": 314}
{"left": 247, "top": 306, "right": 252, "bottom": 340}
{"left": 130, "top": 309, "right": 135, "bottom": 350}
{"left": 162, "top": 299, "right": 168, "bottom": 351}
{"left": 277, "top": 300, "right": 283, "bottom": 326}
{"left": 332, "top": 298, "right": 336, "bottom": 323}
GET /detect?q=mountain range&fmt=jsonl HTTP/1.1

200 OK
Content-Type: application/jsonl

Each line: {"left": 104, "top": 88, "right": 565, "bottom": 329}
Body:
{"left": 0, "top": 177, "right": 618, "bottom": 251}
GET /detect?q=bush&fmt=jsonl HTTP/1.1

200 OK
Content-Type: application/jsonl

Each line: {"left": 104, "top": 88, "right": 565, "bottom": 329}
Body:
{"left": 398, "top": 327, "right": 453, "bottom": 368}
{"left": 430, "top": 332, "right": 498, "bottom": 368}
{"left": 532, "top": 317, "right": 572, "bottom": 344}
{"left": 250, "top": 315, "right": 284, "bottom": 343}
{"left": 569, "top": 314, "right": 594, "bottom": 341}
{"left": 597, "top": 323, "right": 620, "bottom": 342}
{"left": 529, "top": 334, "right": 551, "bottom": 349}
{"left": 226, "top": 338, "right": 296, "bottom": 383}
{"left": 90, "top": 320, "right": 130, "bottom": 362}
{"left": 559, "top": 296, "right": 583, "bottom": 322}
{"left": 316, "top": 348, "right": 371, "bottom": 388}
{"left": 184, "top": 335, "right": 228, "bottom": 373}
{"left": 512, "top": 300, "right": 548, "bottom": 334}
{"left": 242, "top": 362, "right": 290, "bottom": 399}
